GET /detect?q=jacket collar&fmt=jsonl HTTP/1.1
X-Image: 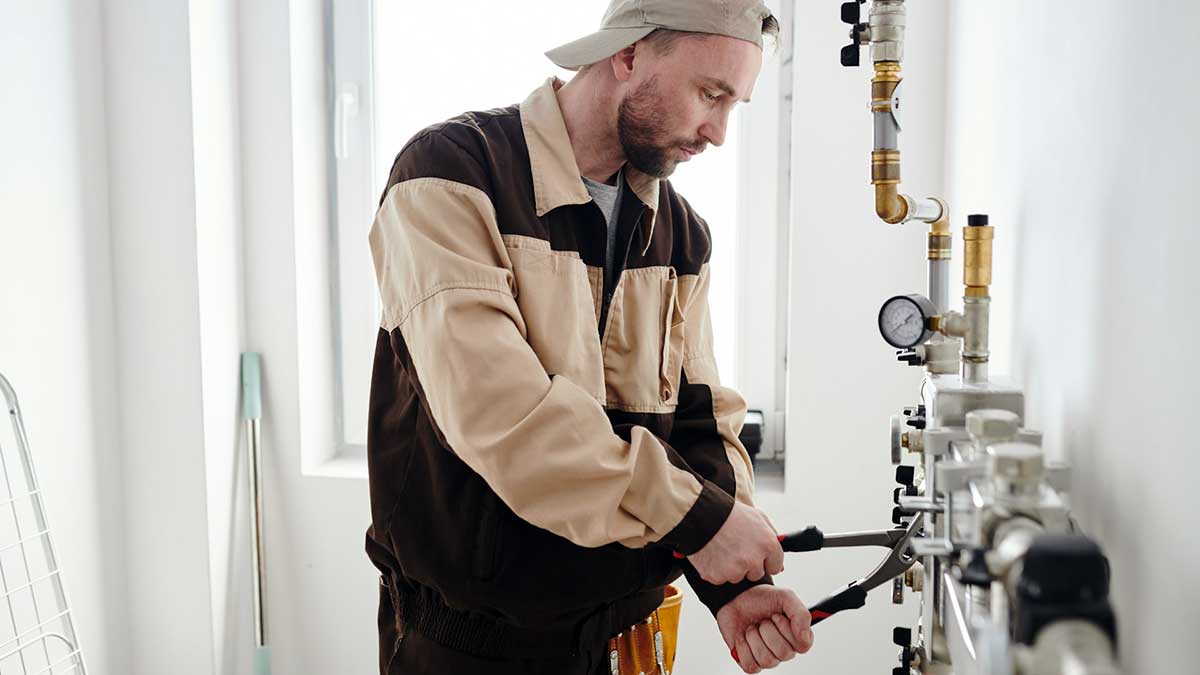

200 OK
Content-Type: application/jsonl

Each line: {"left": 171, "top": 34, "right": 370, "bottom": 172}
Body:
{"left": 520, "top": 78, "right": 661, "bottom": 254}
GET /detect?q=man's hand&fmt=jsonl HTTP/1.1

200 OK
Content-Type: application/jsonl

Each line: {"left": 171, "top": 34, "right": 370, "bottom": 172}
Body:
{"left": 716, "top": 585, "right": 814, "bottom": 674}
{"left": 687, "top": 502, "right": 784, "bottom": 584}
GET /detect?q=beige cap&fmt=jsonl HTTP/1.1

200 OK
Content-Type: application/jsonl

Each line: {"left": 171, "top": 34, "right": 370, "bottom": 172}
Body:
{"left": 546, "top": 0, "right": 775, "bottom": 71}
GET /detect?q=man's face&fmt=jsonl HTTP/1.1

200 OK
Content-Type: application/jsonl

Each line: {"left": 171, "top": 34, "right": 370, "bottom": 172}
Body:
{"left": 617, "top": 34, "right": 763, "bottom": 178}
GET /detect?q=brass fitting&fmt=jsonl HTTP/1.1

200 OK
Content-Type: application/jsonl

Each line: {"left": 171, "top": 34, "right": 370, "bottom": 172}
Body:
{"left": 963, "top": 218, "right": 994, "bottom": 295}
{"left": 872, "top": 62, "right": 902, "bottom": 106}
{"left": 874, "top": 181, "right": 908, "bottom": 224}
{"left": 905, "top": 563, "right": 924, "bottom": 592}
{"left": 928, "top": 218, "right": 952, "bottom": 261}
{"left": 871, "top": 62, "right": 906, "bottom": 225}
{"left": 931, "top": 312, "right": 968, "bottom": 338}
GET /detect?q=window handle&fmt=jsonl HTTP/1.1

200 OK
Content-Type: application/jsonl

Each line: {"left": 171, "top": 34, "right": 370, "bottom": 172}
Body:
{"left": 335, "top": 83, "right": 360, "bottom": 159}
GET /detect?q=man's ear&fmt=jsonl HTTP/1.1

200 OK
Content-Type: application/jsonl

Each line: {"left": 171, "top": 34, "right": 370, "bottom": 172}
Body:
{"left": 609, "top": 44, "right": 639, "bottom": 83}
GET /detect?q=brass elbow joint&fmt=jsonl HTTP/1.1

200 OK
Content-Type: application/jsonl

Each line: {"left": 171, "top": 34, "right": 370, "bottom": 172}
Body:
{"left": 874, "top": 181, "right": 908, "bottom": 224}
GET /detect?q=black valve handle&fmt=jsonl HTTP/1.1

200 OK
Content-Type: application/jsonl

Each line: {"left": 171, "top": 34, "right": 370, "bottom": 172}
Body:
{"left": 841, "top": 0, "right": 865, "bottom": 24}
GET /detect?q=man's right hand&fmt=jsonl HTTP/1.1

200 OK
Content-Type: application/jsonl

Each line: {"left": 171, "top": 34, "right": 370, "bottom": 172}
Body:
{"left": 686, "top": 502, "right": 784, "bottom": 584}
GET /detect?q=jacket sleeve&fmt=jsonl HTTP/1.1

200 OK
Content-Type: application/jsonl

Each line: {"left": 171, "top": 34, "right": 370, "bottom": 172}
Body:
{"left": 669, "top": 261, "right": 773, "bottom": 615}
{"left": 368, "top": 135, "right": 732, "bottom": 554}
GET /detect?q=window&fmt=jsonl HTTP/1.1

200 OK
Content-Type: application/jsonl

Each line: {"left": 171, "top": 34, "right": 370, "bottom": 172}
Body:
{"left": 329, "top": 0, "right": 791, "bottom": 464}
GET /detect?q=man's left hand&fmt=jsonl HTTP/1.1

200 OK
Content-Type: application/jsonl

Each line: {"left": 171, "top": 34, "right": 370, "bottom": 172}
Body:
{"left": 715, "top": 585, "right": 814, "bottom": 673}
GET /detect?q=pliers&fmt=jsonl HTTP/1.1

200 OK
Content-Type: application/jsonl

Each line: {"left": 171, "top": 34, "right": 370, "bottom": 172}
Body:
{"left": 778, "top": 514, "right": 924, "bottom": 624}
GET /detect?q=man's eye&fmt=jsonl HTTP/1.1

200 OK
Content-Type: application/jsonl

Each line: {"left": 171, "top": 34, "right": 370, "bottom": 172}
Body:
{"left": 702, "top": 90, "right": 719, "bottom": 102}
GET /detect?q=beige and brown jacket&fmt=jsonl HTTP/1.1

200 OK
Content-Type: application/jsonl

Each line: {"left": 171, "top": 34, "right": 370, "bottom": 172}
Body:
{"left": 365, "top": 78, "right": 763, "bottom": 658}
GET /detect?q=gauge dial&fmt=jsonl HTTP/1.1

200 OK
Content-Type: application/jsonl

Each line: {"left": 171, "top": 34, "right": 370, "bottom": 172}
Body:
{"left": 878, "top": 294, "right": 936, "bottom": 349}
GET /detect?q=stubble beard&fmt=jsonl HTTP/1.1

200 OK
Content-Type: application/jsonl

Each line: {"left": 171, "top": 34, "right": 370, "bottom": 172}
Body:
{"left": 616, "top": 77, "right": 701, "bottom": 178}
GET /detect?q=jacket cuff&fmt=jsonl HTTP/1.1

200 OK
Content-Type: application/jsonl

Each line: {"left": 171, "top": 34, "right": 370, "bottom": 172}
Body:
{"left": 661, "top": 479, "right": 734, "bottom": 556}
{"left": 684, "top": 565, "right": 774, "bottom": 616}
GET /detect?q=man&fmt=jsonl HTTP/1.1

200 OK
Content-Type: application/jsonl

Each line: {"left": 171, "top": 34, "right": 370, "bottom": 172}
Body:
{"left": 366, "top": 1, "right": 813, "bottom": 673}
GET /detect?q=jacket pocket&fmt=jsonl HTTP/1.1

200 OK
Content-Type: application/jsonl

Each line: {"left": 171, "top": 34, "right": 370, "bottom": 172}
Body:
{"left": 659, "top": 268, "right": 686, "bottom": 407}
{"left": 503, "top": 235, "right": 606, "bottom": 404}
{"left": 603, "top": 266, "right": 685, "bottom": 411}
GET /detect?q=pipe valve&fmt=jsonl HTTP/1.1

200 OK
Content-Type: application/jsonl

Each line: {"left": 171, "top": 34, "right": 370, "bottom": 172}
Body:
{"left": 840, "top": 1, "right": 867, "bottom": 67}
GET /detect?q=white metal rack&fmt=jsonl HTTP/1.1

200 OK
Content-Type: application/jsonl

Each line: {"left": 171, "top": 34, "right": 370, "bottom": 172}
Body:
{"left": 0, "top": 374, "right": 86, "bottom": 675}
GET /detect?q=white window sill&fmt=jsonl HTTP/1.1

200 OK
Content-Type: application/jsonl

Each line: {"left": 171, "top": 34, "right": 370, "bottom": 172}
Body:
{"left": 305, "top": 444, "right": 369, "bottom": 480}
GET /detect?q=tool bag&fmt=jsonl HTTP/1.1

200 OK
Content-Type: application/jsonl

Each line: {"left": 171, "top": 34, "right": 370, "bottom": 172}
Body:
{"left": 605, "top": 584, "right": 682, "bottom": 674}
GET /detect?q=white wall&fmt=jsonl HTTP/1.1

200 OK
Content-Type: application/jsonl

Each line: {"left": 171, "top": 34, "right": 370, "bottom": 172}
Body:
{"left": 102, "top": 0, "right": 226, "bottom": 670}
{"left": 189, "top": 0, "right": 252, "bottom": 671}
{"left": 5, "top": 2, "right": 259, "bottom": 673}
{"left": 945, "top": 2, "right": 1200, "bottom": 671}
{"left": 0, "top": 2, "right": 130, "bottom": 672}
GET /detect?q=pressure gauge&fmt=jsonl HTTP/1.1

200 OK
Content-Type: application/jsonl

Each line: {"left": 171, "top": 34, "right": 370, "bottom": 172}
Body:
{"left": 878, "top": 294, "right": 937, "bottom": 349}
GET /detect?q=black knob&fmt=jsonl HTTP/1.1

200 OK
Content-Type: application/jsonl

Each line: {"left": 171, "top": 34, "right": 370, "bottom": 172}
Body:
{"left": 895, "top": 465, "right": 915, "bottom": 487}
{"left": 902, "top": 405, "right": 926, "bottom": 417}
{"left": 1012, "top": 534, "right": 1117, "bottom": 646}
{"left": 905, "top": 417, "right": 926, "bottom": 430}
{"left": 840, "top": 43, "right": 861, "bottom": 67}
{"left": 968, "top": 213, "right": 990, "bottom": 227}
{"left": 841, "top": 1, "right": 864, "bottom": 25}
{"left": 896, "top": 350, "right": 924, "bottom": 367}
{"left": 893, "top": 485, "right": 917, "bottom": 504}
{"left": 893, "top": 627, "right": 911, "bottom": 648}
{"left": 891, "top": 506, "right": 914, "bottom": 525}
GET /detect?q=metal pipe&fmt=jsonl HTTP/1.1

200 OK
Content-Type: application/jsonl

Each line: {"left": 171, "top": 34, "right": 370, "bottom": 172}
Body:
{"left": 1026, "top": 621, "right": 1121, "bottom": 675}
{"left": 962, "top": 216, "right": 994, "bottom": 384}
{"left": 963, "top": 296, "right": 990, "bottom": 384}
{"left": 868, "top": 59, "right": 948, "bottom": 229}
{"left": 874, "top": 110, "right": 898, "bottom": 151}
{"left": 929, "top": 260, "right": 950, "bottom": 314}
{"left": 906, "top": 195, "right": 944, "bottom": 222}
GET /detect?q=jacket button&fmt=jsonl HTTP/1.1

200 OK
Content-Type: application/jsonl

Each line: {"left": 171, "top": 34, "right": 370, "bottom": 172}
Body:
{"left": 661, "top": 388, "right": 672, "bottom": 402}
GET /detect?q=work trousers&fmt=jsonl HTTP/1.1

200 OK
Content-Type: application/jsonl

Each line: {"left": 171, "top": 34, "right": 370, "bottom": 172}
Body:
{"left": 389, "top": 629, "right": 610, "bottom": 675}
{"left": 379, "top": 581, "right": 610, "bottom": 675}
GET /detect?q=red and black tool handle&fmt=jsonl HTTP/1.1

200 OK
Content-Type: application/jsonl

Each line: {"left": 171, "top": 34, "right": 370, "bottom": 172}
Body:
{"left": 672, "top": 527, "right": 826, "bottom": 561}
{"left": 730, "top": 582, "right": 868, "bottom": 664}
{"left": 808, "top": 582, "right": 869, "bottom": 625}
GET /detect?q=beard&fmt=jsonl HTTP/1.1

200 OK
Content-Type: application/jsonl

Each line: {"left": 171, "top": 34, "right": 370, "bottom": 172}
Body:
{"left": 616, "top": 76, "right": 704, "bottom": 178}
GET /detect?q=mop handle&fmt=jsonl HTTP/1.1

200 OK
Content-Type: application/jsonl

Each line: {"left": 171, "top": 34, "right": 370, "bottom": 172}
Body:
{"left": 241, "top": 353, "right": 271, "bottom": 674}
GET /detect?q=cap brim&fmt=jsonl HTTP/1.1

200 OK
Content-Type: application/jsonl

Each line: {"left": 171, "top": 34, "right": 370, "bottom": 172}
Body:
{"left": 545, "top": 26, "right": 658, "bottom": 71}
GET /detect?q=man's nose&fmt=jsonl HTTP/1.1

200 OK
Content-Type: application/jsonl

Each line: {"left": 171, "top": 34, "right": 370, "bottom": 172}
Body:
{"left": 700, "top": 113, "right": 729, "bottom": 147}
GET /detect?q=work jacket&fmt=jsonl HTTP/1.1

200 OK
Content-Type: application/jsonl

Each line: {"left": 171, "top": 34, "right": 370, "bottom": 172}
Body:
{"left": 365, "top": 77, "right": 765, "bottom": 658}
